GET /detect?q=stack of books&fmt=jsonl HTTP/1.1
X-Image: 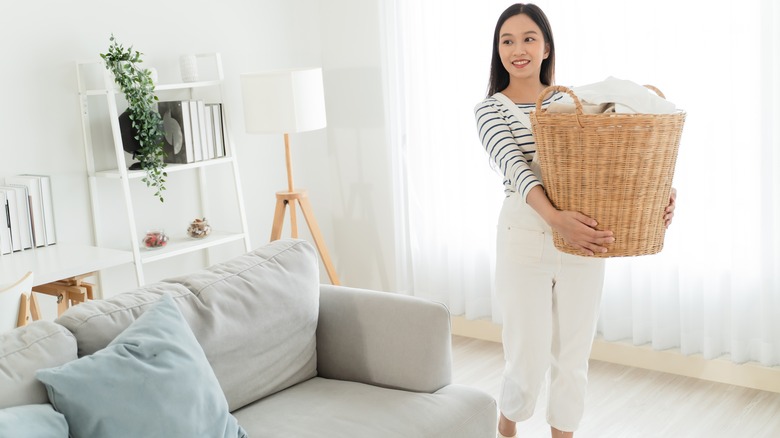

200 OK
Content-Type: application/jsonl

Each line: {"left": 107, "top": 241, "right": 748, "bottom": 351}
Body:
{"left": 0, "top": 174, "right": 57, "bottom": 254}
{"left": 157, "top": 100, "right": 227, "bottom": 164}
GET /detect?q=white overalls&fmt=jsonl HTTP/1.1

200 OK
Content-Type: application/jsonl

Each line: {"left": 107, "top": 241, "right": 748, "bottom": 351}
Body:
{"left": 494, "top": 149, "right": 606, "bottom": 432}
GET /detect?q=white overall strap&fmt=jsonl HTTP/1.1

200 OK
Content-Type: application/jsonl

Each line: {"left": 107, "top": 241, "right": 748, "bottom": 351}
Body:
{"left": 492, "top": 92, "right": 533, "bottom": 132}
{"left": 493, "top": 92, "right": 543, "bottom": 168}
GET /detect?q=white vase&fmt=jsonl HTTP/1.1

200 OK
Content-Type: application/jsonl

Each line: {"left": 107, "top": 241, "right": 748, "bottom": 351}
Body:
{"left": 179, "top": 55, "right": 199, "bottom": 83}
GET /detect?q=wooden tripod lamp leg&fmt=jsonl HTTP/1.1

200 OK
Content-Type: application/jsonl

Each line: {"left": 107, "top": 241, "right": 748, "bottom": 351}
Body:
{"left": 282, "top": 132, "right": 299, "bottom": 239}
{"left": 270, "top": 195, "right": 288, "bottom": 241}
{"left": 297, "top": 194, "right": 340, "bottom": 285}
{"left": 288, "top": 201, "right": 299, "bottom": 238}
{"left": 269, "top": 133, "right": 339, "bottom": 284}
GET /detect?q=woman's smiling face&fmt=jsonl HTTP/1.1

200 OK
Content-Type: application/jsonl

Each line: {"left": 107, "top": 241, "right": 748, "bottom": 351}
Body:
{"left": 498, "top": 13, "right": 549, "bottom": 84}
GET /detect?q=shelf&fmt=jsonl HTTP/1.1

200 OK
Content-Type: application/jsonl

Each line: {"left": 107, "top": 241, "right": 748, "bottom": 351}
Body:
{"left": 95, "top": 156, "right": 234, "bottom": 179}
{"left": 155, "top": 80, "right": 222, "bottom": 91}
{"left": 82, "top": 80, "right": 223, "bottom": 96}
{"left": 78, "top": 53, "right": 250, "bottom": 287}
{"left": 140, "top": 231, "right": 246, "bottom": 264}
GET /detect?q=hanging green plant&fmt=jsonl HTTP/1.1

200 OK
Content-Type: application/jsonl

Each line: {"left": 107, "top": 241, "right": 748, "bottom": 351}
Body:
{"left": 100, "top": 35, "right": 167, "bottom": 202}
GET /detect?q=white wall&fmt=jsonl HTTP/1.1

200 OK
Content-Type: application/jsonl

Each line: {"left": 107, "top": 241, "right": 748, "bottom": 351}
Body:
{"left": 0, "top": 0, "right": 395, "bottom": 298}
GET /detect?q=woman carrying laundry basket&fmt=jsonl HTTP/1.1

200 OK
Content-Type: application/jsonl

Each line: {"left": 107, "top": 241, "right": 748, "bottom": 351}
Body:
{"left": 473, "top": 4, "right": 677, "bottom": 438}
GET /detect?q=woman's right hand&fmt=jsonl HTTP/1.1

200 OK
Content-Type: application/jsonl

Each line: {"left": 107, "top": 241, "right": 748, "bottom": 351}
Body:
{"left": 550, "top": 210, "right": 614, "bottom": 256}
{"left": 526, "top": 186, "right": 614, "bottom": 256}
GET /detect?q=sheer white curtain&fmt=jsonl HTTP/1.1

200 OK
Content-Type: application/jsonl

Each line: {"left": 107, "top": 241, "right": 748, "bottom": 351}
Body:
{"left": 382, "top": 0, "right": 780, "bottom": 366}
{"left": 381, "top": 0, "right": 504, "bottom": 319}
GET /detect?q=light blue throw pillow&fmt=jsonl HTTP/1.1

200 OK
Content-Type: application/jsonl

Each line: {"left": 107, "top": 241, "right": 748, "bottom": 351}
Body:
{"left": 36, "top": 294, "right": 247, "bottom": 438}
{"left": 0, "top": 404, "right": 68, "bottom": 438}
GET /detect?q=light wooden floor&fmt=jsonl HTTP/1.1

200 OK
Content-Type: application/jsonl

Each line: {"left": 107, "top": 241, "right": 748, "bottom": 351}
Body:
{"left": 451, "top": 335, "right": 780, "bottom": 437}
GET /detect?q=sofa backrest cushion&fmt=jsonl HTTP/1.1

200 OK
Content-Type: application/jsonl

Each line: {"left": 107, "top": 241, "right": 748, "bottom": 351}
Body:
{"left": 55, "top": 239, "right": 320, "bottom": 412}
{"left": 0, "top": 321, "right": 77, "bottom": 409}
{"left": 56, "top": 283, "right": 197, "bottom": 357}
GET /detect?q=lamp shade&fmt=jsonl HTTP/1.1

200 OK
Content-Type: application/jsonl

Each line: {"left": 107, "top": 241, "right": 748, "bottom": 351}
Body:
{"left": 240, "top": 67, "right": 327, "bottom": 134}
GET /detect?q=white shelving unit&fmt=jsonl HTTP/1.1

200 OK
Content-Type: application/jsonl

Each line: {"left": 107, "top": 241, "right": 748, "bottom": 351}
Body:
{"left": 76, "top": 53, "right": 251, "bottom": 287}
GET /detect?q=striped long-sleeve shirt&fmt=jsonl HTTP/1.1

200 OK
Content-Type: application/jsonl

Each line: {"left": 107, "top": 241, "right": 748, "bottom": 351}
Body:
{"left": 474, "top": 91, "right": 563, "bottom": 200}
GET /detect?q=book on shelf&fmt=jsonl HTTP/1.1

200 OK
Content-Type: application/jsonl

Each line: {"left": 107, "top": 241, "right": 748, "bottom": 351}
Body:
{"left": 220, "top": 104, "right": 231, "bottom": 157}
{"left": 204, "top": 104, "right": 215, "bottom": 160}
{"left": 196, "top": 101, "right": 212, "bottom": 160}
{"left": 205, "top": 104, "right": 217, "bottom": 158}
{"left": 4, "top": 175, "right": 56, "bottom": 247}
{"left": 0, "top": 191, "right": 12, "bottom": 255}
{"left": 181, "top": 103, "right": 196, "bottom": 162}
{"left": 0, "top": 188, "right": 22, "bottom": 252}
{"left": 188, "top": 101, "right": 204, "bottom": 162}
{"left": 208, "top": 103, "right": 226, "bottom": 158}
{"left": 32, "top": 175, "right": 57, "bottom": 246}
{"left": 214, "top": 103, "right": 228, "bottom": 157}
{"left": 153, "top": 99, "right": 227, "bottom": 165}
{"left": 158, "top": 101, "right": 196, "bottom": 164}
{"left": 0, "top": 185, "right": 33, "bottom": 250}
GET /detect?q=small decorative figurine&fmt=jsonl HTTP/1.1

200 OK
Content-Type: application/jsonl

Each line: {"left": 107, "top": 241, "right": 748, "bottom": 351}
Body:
{"left": 142, "top": 230, "right": 168, "bottom": 249}
{"left": 187, "top": 217, "right": 211, "bottom": 239}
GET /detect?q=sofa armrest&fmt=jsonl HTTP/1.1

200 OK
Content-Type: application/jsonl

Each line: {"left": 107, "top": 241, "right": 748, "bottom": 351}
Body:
{"left": 316, "top": 284, "right": 452, "bottom": 394}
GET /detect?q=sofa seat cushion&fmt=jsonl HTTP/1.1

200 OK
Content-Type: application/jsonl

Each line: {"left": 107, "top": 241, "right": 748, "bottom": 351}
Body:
{"left": 0, "top": 321, "right": 77, "bottom": 409}
{"left": 55, "top": 239, "right": 320, "bottom": 412}
{"left": 232, "top": 377, "right": 498, "bottom": 438}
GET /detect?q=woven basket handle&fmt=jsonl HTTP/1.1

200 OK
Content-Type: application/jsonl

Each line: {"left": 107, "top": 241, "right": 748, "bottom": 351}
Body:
{"left": 535, "top": 85, "right": 582, "bottom": 114}
{"left": 643, "top": 84, "right": 666, "bottom": 99}
{"left": 536, "top": 84, "right": 668, "bottom": 113}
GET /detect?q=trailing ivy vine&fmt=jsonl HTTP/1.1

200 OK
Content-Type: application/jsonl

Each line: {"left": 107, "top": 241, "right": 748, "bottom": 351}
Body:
{"left": 100, "top": 35, "right": 167, "bottom": 202}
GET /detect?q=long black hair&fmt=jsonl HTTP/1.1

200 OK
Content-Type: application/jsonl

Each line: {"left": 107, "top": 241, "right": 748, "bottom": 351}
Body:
{"left": 486, "top": 3, "right": 556, "bottom": 96}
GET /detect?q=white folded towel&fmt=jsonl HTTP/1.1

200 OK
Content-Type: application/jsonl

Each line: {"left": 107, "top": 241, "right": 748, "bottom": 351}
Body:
{"left": 555, "top": 76, "right": 677, "bottom": 114}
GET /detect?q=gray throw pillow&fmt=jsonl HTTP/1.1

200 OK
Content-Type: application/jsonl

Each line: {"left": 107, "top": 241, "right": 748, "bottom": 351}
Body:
{"left": 36, "top": 294, "right": 247, "bottom": 438}
{"left": 0, "top": 404, "right": 68, "bottom": 438}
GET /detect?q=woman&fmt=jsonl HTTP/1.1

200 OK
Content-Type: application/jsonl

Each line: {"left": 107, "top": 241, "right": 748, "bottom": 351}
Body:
{"left": 474, "top": 4, "right": 676, "bottom": 437}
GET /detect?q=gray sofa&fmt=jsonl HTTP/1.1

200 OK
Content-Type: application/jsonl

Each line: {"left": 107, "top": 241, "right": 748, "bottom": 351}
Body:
{"left": 0, "top": 239, "right": 497, "bottom": 437}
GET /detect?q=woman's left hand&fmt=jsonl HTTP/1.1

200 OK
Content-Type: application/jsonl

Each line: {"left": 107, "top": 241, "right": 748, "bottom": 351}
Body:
{"left": 664, "top": 187, "right": 677, "bottom": 228}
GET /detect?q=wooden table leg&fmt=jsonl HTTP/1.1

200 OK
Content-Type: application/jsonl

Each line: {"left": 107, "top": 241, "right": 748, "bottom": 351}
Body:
{"left": 29, "top": 293, "right": 41, "bottom": 321}
{"left": 31, "top": 272, "right": 97, "bottom": 317}
{"left": 17, "top": 294, "right": 29, "bottom": 327}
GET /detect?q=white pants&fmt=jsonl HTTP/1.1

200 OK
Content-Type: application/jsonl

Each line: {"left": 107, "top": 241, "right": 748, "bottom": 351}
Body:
{"left": 495, "top": 192, "right": 605, "bottom": 432}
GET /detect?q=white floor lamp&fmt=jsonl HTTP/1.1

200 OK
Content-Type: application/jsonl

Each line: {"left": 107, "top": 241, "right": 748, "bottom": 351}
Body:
{"left": 240, "top": 68, "right": 340, "bottom": 285}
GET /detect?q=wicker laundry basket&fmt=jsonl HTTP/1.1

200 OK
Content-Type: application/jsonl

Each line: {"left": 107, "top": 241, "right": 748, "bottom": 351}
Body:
{"left": 530, "top": 85, "right": 685, "bottom": 257}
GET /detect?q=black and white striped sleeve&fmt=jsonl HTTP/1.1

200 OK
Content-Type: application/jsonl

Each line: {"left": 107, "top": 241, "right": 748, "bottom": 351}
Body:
{"left": 474, "top": 98, "right": 542, "bottom": 201}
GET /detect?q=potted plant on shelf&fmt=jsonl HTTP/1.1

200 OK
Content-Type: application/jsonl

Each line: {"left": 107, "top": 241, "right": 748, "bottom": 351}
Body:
{"left": 100, "top": 35, "right": 167, "bottom": 202}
